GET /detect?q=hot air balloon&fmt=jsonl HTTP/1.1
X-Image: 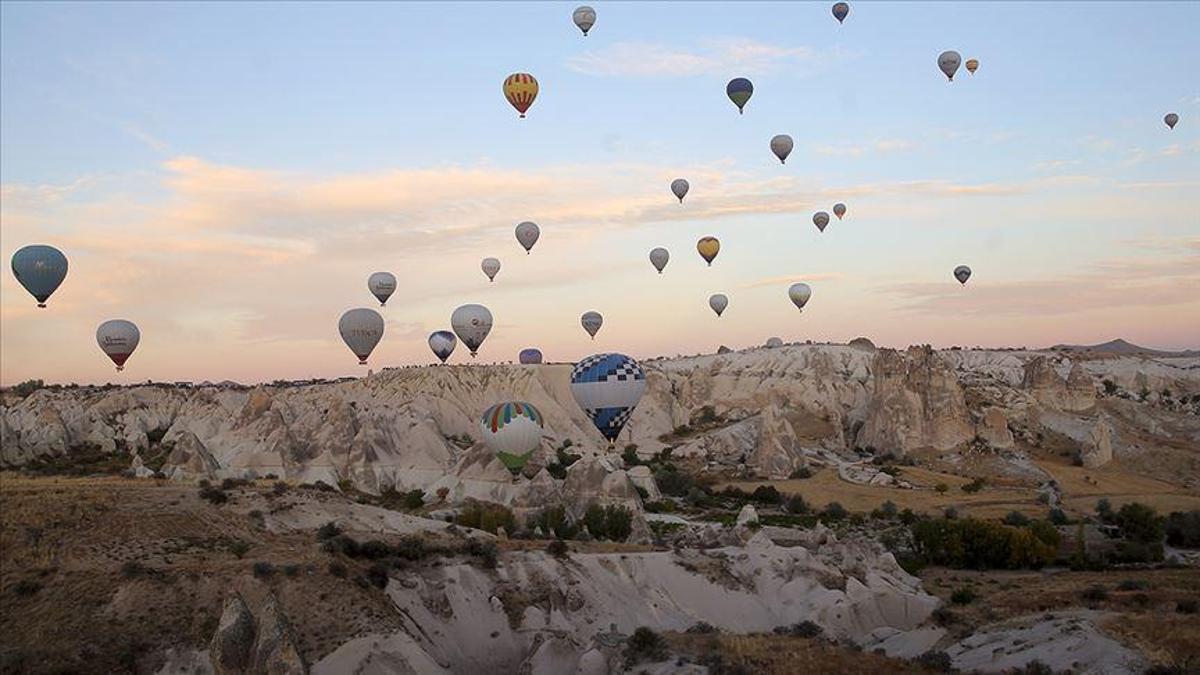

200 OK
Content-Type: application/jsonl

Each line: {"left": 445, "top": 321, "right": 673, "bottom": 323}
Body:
{"left": 519, "top": 348, "right": 543, "bottom": 365}
{"left": 726, "top": 78, "right": 753, "bottom": 114}
{"left": 671, "top": 178, "right": 689, "bottom": 203}
{"left": 649, "top": 247, "right": 669, "bottom": 274}
{"left": 452, "top": 304, "right": 493, "bottom": 357}
{"left": 368, "top": 272, "right": 397, "bottom": 306}
{"left": 503, "top": 73, "right": 538, "bottom": 118}
{"left": 709, "top": 294, "right": 728, "bottom": 317}
{"left": 11, "top": 245, "right": 68, "bottom": 308}
{"left": 813, "top": 212, "right": 830, "bottom": 232}
{"left": 1165, "top": 113, "right": 1179, "bottom": 130}
{"left": 697, "top": 236, "right": 720, "bottom": 266}
{"left": 965, "top": 58, "right": 979, "bottom": 75}
{"left": 581, "top": 311, "right": 603, "bottom": 339}
{"left": 832, "top": 2, "right": 850, "bottom": 23}
{"left": 570, "top": 353, "right": 647, "bottom": 445}
{"left": 96, "top": 319, "right": 140, "bottom": 371}
{"left": 770, "top": 134, "right": 794, "bottom": 164}
{"left": 766, "top": 337, "right": 784, "bottom": 348}
{"left": 789, "top": 283, "right": 812, "bottom": 312}
{"left": 938, "top": 51, "right": 961, "bottom": 81}
{"left": 429, "top": 331, "right": 457, "bottom": 363}
{"left": 480, "top": 401, "right": 545, "bottom": 468}
{"left": 572, "top": 5, "right": 596, "bottom": 36}
{"left": 339, "top": 308, "right": 384, "bottom": 365}
{"left": 515, "top": 221, "right": 540, "bottom": 254}
{"left": 481, "top": 257, "right": 501, "bottom": 282}
{"left": 954, "top": 265, "right": 972, "bottom": 285}
{"left": 833, "top": 203, "right": 847, "bottom": 220}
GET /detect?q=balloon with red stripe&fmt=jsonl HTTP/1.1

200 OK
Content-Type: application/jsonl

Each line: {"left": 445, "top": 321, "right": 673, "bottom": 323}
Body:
{"left": 503, "top": 73, "right": 539, "bottom": 118}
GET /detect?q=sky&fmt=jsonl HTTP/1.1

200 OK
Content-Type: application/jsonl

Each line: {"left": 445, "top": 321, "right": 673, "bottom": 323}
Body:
{"left": 1, "top": 1, "right": 1198, "bottom": 385}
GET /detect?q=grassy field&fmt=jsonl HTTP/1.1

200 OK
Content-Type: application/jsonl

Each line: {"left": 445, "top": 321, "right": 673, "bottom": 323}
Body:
{"left": 664, "top": 632, "right": 935, "bottom": 674}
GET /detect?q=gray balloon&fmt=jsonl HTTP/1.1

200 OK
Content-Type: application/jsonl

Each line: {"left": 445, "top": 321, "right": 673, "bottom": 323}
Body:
{"left": 709, "top": 293, "right": 728, "bottom": 317}
{"left": 1164, "top": 113, "right": 1179, "bottom": 130}
{"left": 339, "top": 308, "right": 385, "bottom": 365}
{"left": 515, "top": 221, "right": 540, "bottom": 253}
{"left": 581, "top": 310, "right": 603, "bottom": 339}
{"left": 813, "top": 211, "right": 830, "bottom": 232}
{"left": 428, "top": 330, "right": 456, "bottom": 363}
{"left": 11, "top": 244, "right": 68, "bottom": 308}
{"left": 481, "top": 257, "right": 501, "bottom": 282}
{"left": 671, "top": 178, "right": 689, "bottom": 203}
{"left": 954, "top": 265, "right": 972, "bottom": 285}
{"left": 452, "top": 304, "right": 493, "bottom": 356}
{"left": 368, "top": 272, "right": 396, "bottom": 306}
{"left": 938, "top": 50, "right": 961, "bottom": 81}
{"left": 96, "top": 319, "right": 140, "bottom": 371}
{"left": 649, "top": 247, "right": 669, "bottom": 274}
{"left": 573, "top": 5, "right": 596, "bottom": 35}
{"left": 770, "top": 134, "right": 794, "bottom": 164}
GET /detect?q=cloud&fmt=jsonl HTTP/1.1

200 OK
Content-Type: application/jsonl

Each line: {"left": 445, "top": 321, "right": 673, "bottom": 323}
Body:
{"left": 567, "top": 38, "right": 816, "bottom": 77}
{"left": 813, "top": 139, "right": 916, "bottom": 157}
{"left": 1032, "top": 159, "right": 1081, "bottom": 171}
{"left": 741, "top": 273, "right": 843, "bottom": 289}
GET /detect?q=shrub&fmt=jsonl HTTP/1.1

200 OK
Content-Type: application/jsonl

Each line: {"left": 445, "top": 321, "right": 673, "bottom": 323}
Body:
{"left": 935, "top": 483, "right": 949, "bottom": 494}
{"left": 961, "top": 478, "right": 985, "bottom": 494}
{"left": 317, "top": 521, "right": 342, "bottom": 541}
{"left": 773, "top": 620, "right": 823, "bottom": 638}
{"left": 199, "top": 486, "right": 228, "bottom": 505}
{"left": 1102, "top": 379, "right": 1117, "bottom": 395}
{"left": 358, "top": 540, "right": 393, "bottom": 560}
{"left": 10, "top": 379, "right": 45, "bottom": 397}
{"left": 1176, "top": 599, "right": 1198, "bottom": 614}
{"left": 526, "top": 505, "right": 577, "bottom": 539}
{"left": 1048, "top": 508, "right": 1069, "bottom": 526}
{"left": 950, "top": 587, "right": 977, "bottom": 605}
{"left": 403, "top": 489, "right": 425, "bottom": 510}
{"left": 821, "top": 502, "right": 847, "bottom": 521}
{"left": 272, "top": 481, "right": 288, "bottom": 496}
{"left": 653, "top": 464, "right": 694, "bottom": 497}
{"left": 943, "top": 507, "right": 959, "bottom": 520}
{"left": 914, "top": 650, "right": 953, "bottom": 673}
{"left": 899, "top": 508, "right": 919, "bottom": 525}
{"left": 784, "top": 495, "right": 809, "bottom": 515}
{"left": 1116, "top": 579, "right": 1148, "bottom": 591}
{"left": 1165, "top": 511, "right": 1200, "bottom": 547}
{"left": 457, "top": 501, "right": 517, "bottom": 535}
{"left": 751, "top": 485, "right": 782, "bottom": 504}
{"left": 252, "top": 562, "right": 276, "bottom": 578}
{"left": 228, "top": 540, "right": 251, "bottom": 559}
{"left": 624, "top": 627, "right": 667, "bottom": 665}
{"left": 366, "top": 563, "right": 390, "bottom": 588}
{"left": 931, "top": 607, "right": 958, "bottom": 627}
{"left": 1096, "top": 498, "right": 1114, "bottom": 522}
{"left": 789, "top": 466, "right": 813, "bottom": 479}
{"left": 393, "top": 536, "right": 426, "bottom": 561}
{"left": 1114, "top": 502, "right": 1164, "bottom": 543}
{"left": 221, "top": 477, "right": 250, "bottom": 490}
{"left": 11, "top": 579, "right": 43, "bottom": 596}
{"left": 120, "top": 561, "right": 149, "bottom": 578}
{"left": 685, "top": 622, "right": 718, "bottom": 634}
{"left": 622, "top": 446, "right": 641, "bottom": 467}
{"left": 328, "top": 561, "right": 348, "bottom": 578}
{"left": 282, "top": 564, "right": 301, "bottom": 577}
{"left": 911, "top": 518, "right": 1057, "bottom": 570}
{"left": 872, "top": 500, "right": 898, "bottom": 520}
{"left": 1080, "top": 585, "right": 1108, "bottom": 602}
{"left": 546, "top": 539, "right": 569, "bottom": 558}
{"left": 1002, "top": 511, "right": 1030, "bottom": 527}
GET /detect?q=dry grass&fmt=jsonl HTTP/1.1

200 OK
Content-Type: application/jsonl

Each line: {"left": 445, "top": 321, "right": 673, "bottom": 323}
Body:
{"left": 720, "top": 466, "right": 1043, "bottom": 519}
{"left": 1033, "top": 458, "right": 1200, "bottom": 516}
{"left": 665, "top": 632, "right": 934, "bottom": 674}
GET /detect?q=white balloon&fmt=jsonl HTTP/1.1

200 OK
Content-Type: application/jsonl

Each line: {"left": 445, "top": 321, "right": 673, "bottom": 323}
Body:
{"left": 572, "top": 5, "right": 596, "bottom": 35}
{"left": 649, "top": 247, "right": 669, "bottom": 274}
{"left": 96, "top": 319, "right": 140, "bottom": 371}
{"left": 428, "top": 331, "right": 456, "bottom": 363}
{"left": 368, "top": 272, "right": 396, "bottom": 306}
{"left": 671, "top": 178, "right": 689, "bottom": 203}
{"left": 339, "top": 309, "right": 384, "bottom": 365}
{"left": 481, "top": 257, "right": 501, "bottom": 282}
{"left": 766, "top": 337, "right": 784, "bottom": 348}
{"left": 452, "top": 304, "right": 493, "bottom": 356}
{"left": 581, "top": 310, "right": 603, "bottom": 339}
{"left": 788, "top": 283, "right": 812, "bottom": 311}
{"left": 709, "top": 293, "right": 728, "bottom": 317}
{"left": 480, "top": 401, "right": 544, "bottom": 458}
{"left": 938, "top": 50, "right": 962, "bottom": 81}
{"left": 770, "top": 134, "right": 794, "bottom": 164}
{"left": 515, "top": 221, "right": 540, "bottom": 253}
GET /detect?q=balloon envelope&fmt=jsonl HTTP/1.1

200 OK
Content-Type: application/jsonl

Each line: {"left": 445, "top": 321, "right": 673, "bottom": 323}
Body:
{"left": 519, "top": 348, "right": 543, "bottom": 365}
{"left": 789, "top": 283, "right": 812, "bottom": 311}
{"left": 339, "top": 308, "right": 384, "bottom": 365}
{"left": 671, "top": 178, "right": 689, "bottom": 203}
{"left": 726, "top": 77, "right": 753, "bottom": 113}
{"left": 97, "top": 319, "right": 140, "bottom": 371}
{"left": 480, "top": 401, "right": 544, "bottom": 460}
{"left": 833, "top": 203, "right": 846, "bottom": 220}
{"left": 429, "top": 330, "right": 457, "bottom": 363}
{"left": 965, "top": 58, "right": 979, "bottom": 75}
{"left": 503, "top": 73, "right": 538, "bottom": 118}
{"left": 954, "top": 265, "right": 972, "bottom": 285}
{"left": 581, "top": 311, "right": 603, "bottom": 339}
{"left": 938, "top": 51, "right": 961, "bottom": 81}
{"left": 368, "top": 272, "right": 396, "bottom": 306}
{"left": 11, "top": 244, "right": 68, "bottom": 308}
{"left": 832, "top": 2, "right": 849, "bottom": 23}
{"left": 1165, "top": 113, "right": 1179, "bottom": 129}
{"left": 481, "top": 257, "right": 501, "bottom": 282}
{"left": 515, "top": 221, "right": 540, "bottom": 253}
{"left": 570, "top": 353, "right": 647, "bottom": 444}
{"left": 572, "top": 5, "right": 596, "bottom": 35}
{"left": 770, "top": 134, "right": 794, "bottom": 164}
{"left": 649, "top": 247, "right": 669, "bottom": 274}
{"left": 452, "top": 304, "right": 493, "bottom": 356}
{"left": 697, "top": 236, "right": 720, "bottom": 266}
{"left": 709, "top": 294, "right": 728, "bottom": 317}
{"left": 766, "top": 337, "right": 784, "bottom": 348}
{"left": 813, "top": 212, "right": 830, "bottom": 232}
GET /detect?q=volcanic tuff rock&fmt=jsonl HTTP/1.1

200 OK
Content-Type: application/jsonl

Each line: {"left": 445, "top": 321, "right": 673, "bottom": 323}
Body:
{"left": 3, "top": 345, "right": 1198, "bottom": 490}
{"left": 1080, "top": 415, "right": 1115, "bottom": 468}
{"left": 977, "top": 407, "right": 1015, "bottom": 450}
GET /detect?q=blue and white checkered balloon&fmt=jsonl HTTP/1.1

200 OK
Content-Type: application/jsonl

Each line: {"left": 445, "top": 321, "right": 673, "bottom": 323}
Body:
{"left": 570, "top": 353, "right": 647, "bottom": 444}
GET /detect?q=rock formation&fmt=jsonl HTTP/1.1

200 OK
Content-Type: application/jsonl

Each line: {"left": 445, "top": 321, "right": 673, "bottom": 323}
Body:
{"left": 977, "top": 407, "right": 1014, "bottom": 450}
{"left": 1079, "top": 415, "right": 1114, "bottom": 468}
{"left": 856, "top": 347, "right": 973, "bottom": 456}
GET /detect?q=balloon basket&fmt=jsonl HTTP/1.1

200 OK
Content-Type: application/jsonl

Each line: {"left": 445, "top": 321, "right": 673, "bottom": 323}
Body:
{"left": 37, "top": 303, "right": 46, "bottom": 309}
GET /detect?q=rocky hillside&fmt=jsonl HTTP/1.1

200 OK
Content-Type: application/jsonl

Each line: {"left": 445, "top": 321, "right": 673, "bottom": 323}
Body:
{"left": 3, "top": 345, "right": 1199, "bottom": 498}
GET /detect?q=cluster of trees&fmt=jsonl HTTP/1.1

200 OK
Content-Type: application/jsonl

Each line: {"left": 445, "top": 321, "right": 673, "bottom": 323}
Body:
{"left": 911, "top": 518, "right": 1060, "bottom": 570}
{"left": 524, "top": 503, "right": 634, "bottom": 542}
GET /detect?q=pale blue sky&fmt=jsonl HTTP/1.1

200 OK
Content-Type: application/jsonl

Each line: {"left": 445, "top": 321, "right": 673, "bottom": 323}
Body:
{"left": 2, "top": 2, "right": 1198, "bottom": 384}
